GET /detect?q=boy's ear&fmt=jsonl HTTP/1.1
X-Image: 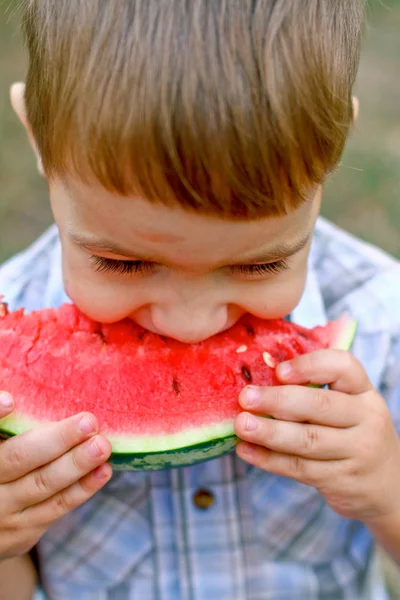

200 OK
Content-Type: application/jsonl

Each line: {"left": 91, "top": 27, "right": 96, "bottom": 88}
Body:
{"left": 10, "top": 82, "right": 45, "bottom": 177}
{"left": 352, "top": 96, "right": 359, "bottom": 122}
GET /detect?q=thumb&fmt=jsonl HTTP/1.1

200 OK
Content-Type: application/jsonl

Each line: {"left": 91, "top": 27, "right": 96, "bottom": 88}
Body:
{"left": 0, "top": 392, "right": 14, "bottom": 418}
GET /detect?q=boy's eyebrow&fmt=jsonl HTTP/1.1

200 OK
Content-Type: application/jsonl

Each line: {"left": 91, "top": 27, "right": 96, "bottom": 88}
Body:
{"left": 68, "top": 231, "right": 311, "bottom": 264}
{"left": 237, "top": 232, "right": 311, "bottom": 263}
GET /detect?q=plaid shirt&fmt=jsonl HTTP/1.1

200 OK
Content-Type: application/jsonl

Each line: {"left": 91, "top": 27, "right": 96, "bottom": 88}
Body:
{"left": 1, "top": 217, "right": 399, "bottom": 600}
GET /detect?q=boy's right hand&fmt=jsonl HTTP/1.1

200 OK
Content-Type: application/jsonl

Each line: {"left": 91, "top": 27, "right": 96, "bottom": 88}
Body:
{"left": 0, "top": 392, "right": 112, "bottom": 560}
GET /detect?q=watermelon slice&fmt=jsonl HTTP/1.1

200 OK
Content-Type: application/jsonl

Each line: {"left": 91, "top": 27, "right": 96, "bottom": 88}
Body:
{"left": 0, "top": 302, "right": 356, "bottom": 471}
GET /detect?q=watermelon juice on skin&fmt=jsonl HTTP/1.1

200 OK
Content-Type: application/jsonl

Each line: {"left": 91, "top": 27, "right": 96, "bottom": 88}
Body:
{"left": 0, "top": 301, "right": 356, "bottom": 470}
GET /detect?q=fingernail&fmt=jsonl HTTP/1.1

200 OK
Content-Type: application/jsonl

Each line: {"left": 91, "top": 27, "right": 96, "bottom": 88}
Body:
{"left": 87, "top": 438, "right": 104, "bottom": 458}
{"left": 242, "top": 386, "right": 260, "bottom": 407}
{"left": 0, "top": 392, "right": 13, "bottom": 409}
{"left": 278, "top": 362, "right": 292, "bottom": 379}
{"left": 246, "top": 414, "right": 258, "bottom": 432}
{"left": 79, "top": 415, "right": 96, "bottom": 434}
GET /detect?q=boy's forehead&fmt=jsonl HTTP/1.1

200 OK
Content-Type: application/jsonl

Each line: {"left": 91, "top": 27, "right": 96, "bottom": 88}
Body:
{"left": 56, "top": 176, "right": 320, "bottom": 263}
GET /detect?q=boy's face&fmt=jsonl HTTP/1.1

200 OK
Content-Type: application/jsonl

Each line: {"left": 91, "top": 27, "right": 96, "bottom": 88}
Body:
{"left": 48, "top": 177, "right": 320, "bottom": 343}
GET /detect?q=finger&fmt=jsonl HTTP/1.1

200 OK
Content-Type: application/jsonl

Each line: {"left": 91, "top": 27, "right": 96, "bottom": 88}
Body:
{"left": 235, "top": 413, "right": 351, "bottom": 460}
{"left": 276, "top": 349, "right": 372, "bottom": 395}
{"left": 0, "top": 391, "right": 14, "bottom": 418}
{"left": 20, "top": 463, "right": 113, "bottom": 528}
{"left": 0, "top": 412, "right": 99, "bottom": 483}
{"left": 11, "top": 434, "right": 112, "bottom": 510}
{"left": 239, "top": 385, "right": 362, "bottom": 427}
{"left": 236, "top": 441, "right": 340, "bottom": 487}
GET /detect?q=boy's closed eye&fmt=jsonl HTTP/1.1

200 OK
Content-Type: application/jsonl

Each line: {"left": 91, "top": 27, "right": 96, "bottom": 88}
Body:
{"left": 89, "top": 256, "right": 289, "bottom": 279}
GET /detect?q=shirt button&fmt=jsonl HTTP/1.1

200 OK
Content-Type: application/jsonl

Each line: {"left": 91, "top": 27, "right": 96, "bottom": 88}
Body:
{"left": 193, "top": 489, "right": 215, "bottom": 510}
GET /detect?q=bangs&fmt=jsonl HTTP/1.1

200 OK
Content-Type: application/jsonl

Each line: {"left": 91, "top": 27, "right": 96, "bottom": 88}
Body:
{"left": 43, "top": 91, "right": 324, "bottom": 219}
{"left": 23, "top": 0, "right": 362, "bottom": 218}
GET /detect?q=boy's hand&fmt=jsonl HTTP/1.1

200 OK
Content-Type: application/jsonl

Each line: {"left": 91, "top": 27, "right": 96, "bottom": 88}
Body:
{"left": 234, "top": 350, "right": 400, "bottom": 524}
{"left": 0, "top": 392, "right": 112, "bottom": 559}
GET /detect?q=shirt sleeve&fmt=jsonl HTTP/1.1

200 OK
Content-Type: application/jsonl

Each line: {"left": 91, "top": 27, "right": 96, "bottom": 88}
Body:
{"left": 380, "top": 334, "right": 400, "bottom": 437}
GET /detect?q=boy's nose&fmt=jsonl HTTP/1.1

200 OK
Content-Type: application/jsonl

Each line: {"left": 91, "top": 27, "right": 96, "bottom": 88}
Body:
{"left": 150, "top": 304, "right": 229, "bottom": 343}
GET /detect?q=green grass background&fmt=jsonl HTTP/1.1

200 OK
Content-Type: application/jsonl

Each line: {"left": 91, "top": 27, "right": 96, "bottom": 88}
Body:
{"left": 0, "top": 1, "right": 399, "bottom": 596}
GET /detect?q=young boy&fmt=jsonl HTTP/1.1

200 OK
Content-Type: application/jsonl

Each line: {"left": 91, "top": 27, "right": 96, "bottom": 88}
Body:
{"left": 1, "top": 1, "right": 400, "bottom": 598}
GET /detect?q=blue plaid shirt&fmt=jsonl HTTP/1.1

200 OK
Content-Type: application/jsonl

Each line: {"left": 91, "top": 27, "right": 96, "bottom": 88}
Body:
{"left": 1, "top": 218, "right": 399, "bottom": 600}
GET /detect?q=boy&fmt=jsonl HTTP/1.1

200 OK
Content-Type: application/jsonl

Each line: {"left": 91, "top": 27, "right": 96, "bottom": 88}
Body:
{"left": 1, "top": 1, "right": 400, "bottom": 598}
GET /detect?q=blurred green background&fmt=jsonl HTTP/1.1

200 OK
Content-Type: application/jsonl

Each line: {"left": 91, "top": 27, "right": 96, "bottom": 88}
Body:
{"left": 0, "top": 1, "right": 400, "bottom": 263}
{"left": 0, "top": 1, "right": 399, "bottom": 597}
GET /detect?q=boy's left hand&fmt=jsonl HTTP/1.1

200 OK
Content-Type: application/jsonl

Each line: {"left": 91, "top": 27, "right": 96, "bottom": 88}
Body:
{"left": 234, "top": 349, "right": 400, "bottom": 525}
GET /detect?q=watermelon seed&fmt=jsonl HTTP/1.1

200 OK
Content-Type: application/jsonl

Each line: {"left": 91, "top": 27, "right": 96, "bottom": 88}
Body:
{"left": 244, "top": 325, "right": 255, "bottom": 336}
{"left": 172, "top": 377, "right": 181, "bottom": 395}
{"left": 262, "top": 352, "right": 276, "bottom": 368}
{"left": 241, "top": 365, "right": 252, "bottom": 383}
{"left": 236, "top": 345, "right": 248, "bottom": 353}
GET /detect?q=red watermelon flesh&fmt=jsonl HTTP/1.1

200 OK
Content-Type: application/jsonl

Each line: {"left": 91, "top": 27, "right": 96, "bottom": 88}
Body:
{"left": 0, "top": 302, "right": 356, "bottom": 470}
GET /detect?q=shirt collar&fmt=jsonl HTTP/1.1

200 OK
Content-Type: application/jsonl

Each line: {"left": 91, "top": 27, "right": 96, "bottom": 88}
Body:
{"left": 291, "top": 237, "right": 327, "bottom": 328}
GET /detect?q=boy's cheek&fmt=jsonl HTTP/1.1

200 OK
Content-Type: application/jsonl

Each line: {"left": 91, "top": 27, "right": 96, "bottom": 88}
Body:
{"left": 61, "top": 257, "right": 135, "bottom": 323}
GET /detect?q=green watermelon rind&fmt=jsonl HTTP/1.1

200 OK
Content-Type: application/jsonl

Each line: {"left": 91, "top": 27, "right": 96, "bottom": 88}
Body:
{"left": 330, "top": 315, "right": 358, "bottom": 351}
{"left": 0, "top": 315, "right": 357, "bottom": 471}
{"left": 111, "top": 435, "right": 238, "bottom": 471}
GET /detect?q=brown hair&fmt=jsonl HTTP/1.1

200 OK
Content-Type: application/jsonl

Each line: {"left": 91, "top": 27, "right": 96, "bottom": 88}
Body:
{"left": 22, "top": 0, "right": 364, "bottom": 218}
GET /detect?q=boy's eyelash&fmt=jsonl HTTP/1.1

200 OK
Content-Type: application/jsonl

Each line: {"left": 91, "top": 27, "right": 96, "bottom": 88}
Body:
{"left": 231, "top": 260, "right": 289, "bottom": 276}
{"left": 90, "top": 256, "right": 289, "bottom": 277}
{"left": 90, "top": 256, "right": 156, "bottom": 275}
